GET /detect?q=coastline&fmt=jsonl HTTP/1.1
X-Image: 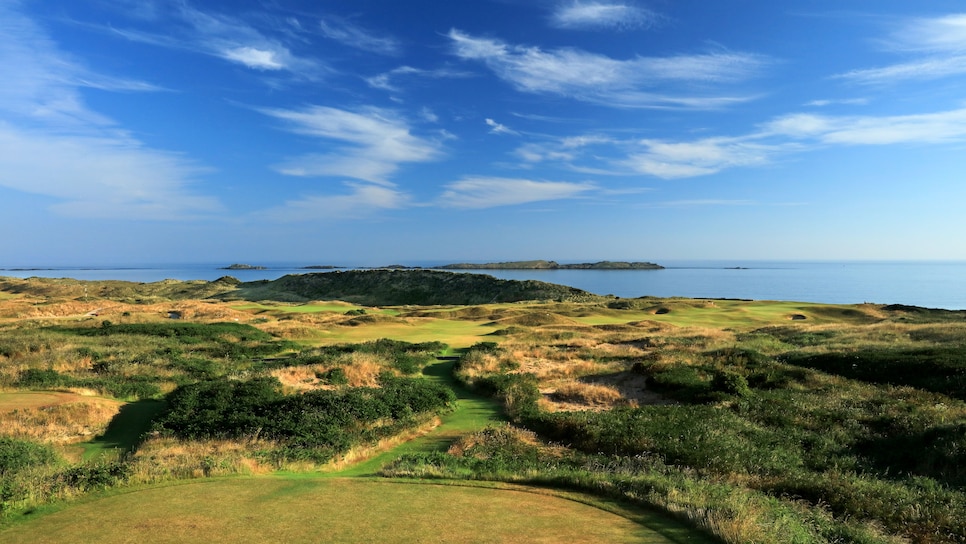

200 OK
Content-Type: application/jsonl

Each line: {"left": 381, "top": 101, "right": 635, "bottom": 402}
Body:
{"left": 2, "top": 260, "right": 965, "bottom": 310}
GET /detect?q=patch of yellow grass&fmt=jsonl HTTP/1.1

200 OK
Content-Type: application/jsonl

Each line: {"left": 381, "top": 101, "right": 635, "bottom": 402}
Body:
{"left": 454, "top": 349, "right": 502, "bottom": 381}
{"left": 0, "top": 399, "right": 122, "bottom": 443}
{"left": 270, "top": 365, "right": 325, "bottom": 390}
{"left": 551, "top": 382, "right": 624, "bottom": 406}
{"left": 129, "top": 436, "right": 275, "bottom": 482}
{"left": 340, "top": 352, "right": 386, "bottom": 387}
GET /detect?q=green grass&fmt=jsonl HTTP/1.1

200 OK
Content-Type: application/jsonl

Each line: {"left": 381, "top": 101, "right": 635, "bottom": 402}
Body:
{"left": 80, "top": 400, "right": 166, "bottom": 460}
{"left": 230, "top": 302, "right": 398, "bottom": 315}
{"left": 572, "top": 300, "right": 872, "bottom": 329}
{"left": 0, "top": 478, "right": 680, "bottom": 544}
{"left": 312, "top": 318, "right": 501, "bottom": 349}
{"left": 332, "top": 360, "right": 505, "bottom": 477}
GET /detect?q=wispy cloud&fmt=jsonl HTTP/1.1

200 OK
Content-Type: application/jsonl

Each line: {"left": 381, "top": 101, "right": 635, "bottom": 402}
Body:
{"left": 0, "top": 3, "right": 219, "bottom": 219}
{"left": 106, "top": 5, "right": 322, "bottom": 76}
{"left": 629, "top": 106, "right": 966, "bottom": 177}
{"left": 365, "top": 65, "right": 472, "bottom": 92}
{"left": 257, "top": 183, "right": 408, "bottom": 221}
{"left": 654, "top": 199, "right": 756, "bottom": 207}
{"left": 0, "top": 127, "right": 219, "bottom": 219}
{"left": 319, "top": 17, "right": 400, "bottom": 55}
{"left": 839, "top": 13, "right": 966, "bottom": 84}
{"left": 486, "top": 118, "right": 518, "bottom": 135}
{"left": 439, "top": 177, "right": 596, "bottom": 208}
{"left": 623, "top": 138, "right": 780, "bottom": 179}
{"left": 550, "top": 1, "right": 659, "bottom": 31}
{"left": 262, "top": 105, "right": 443, "bottom": 184}
{"left": 804, "top": 98, "right": 869, "bottom": 107}
{"left": 447, "top": 29, "right": 766, "bottom": 108}
{"left": 764, "top": 109, "right": 966, "bottom": 145}
{"left": 514, "top": 106, "right": 966, "bottom": 179}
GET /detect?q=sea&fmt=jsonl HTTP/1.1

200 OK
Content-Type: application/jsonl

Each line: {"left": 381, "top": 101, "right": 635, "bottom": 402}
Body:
{"left": 1, "top": 261, "right": 965, "bottom": 311}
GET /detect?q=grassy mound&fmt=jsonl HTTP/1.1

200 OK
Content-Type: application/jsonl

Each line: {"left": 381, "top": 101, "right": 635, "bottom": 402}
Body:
{"left": 221, "top": 270, "right": 599, "bottom": 306}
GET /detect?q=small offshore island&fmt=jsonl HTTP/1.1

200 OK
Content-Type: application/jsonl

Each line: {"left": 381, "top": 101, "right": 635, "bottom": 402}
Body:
{"left": 435, "top": 260, "right": 664, "bottom": 270}
{"left": 219, "top": 263, "right": 267, "bottom": 270}
{"left": 214, "top": 261, "right": 665, "bottom": 272}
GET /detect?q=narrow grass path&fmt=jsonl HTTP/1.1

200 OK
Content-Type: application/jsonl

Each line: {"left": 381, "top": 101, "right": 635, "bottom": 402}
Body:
{"left": 322, "top": 359, "right": 505, "bottom": 477}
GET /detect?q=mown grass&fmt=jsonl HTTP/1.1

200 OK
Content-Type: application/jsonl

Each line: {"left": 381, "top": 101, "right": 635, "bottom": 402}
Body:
{"left": 229, "top": 302, "right": 398, "bottom": 315}
{"left": 0, "top": 477, "right": 676, "bottom": 544}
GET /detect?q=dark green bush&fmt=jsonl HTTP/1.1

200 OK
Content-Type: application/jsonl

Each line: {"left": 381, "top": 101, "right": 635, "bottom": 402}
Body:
{"left": 0, "top": 438, "right": 58, "bottom": 475}
{"left": 154, "top": 375, "right": 455, "bottom": 462}
{"left": 56, "top": 460, "right": 131, "bottom": 491}
{"left": 16, "top": 368, "right": 68, "bottom": 388}
{"left": 711, "top": 370, "right": 751, "bottom": 398}
{"left": 785, "top": 347, "right": 966, "bottom": 400}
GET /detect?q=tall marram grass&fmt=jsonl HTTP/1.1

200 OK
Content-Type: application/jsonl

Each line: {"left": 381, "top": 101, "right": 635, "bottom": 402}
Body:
{"left": 1, "top": 401, "right": 121, "bottom": 443}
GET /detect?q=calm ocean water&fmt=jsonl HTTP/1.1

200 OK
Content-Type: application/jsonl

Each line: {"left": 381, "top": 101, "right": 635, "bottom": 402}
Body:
{"left": 2, "top": 261, "right": 964, "bottom": 310}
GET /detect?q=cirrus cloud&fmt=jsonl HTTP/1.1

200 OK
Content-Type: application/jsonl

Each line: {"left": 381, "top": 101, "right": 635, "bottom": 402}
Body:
{"left": 550, "top": 1, "right": 659, "bottom": 31}
{"left": 0, "top": 2, "right": 220, "bottom": 219}
{"left": 262, "top": 105, "right": 443, "bottom": 185}
{"left": 439, "top": 177, "right": 596, "bottom": 208}
{"left": 447, "top": 29, "right": 766, "bottom": 109}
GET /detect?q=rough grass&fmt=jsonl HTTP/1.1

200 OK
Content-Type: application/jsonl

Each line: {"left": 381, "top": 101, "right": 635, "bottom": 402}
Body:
{"left": 0, "top": 394, "right": 122, "bottom": 444}
{"left": 550, "top": 382, "right": 624, "bottom": 406}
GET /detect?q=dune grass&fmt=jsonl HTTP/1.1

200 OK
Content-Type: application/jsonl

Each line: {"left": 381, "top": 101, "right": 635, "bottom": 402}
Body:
{"left": 4, "top": 282, "right": 964, "bottom": 543}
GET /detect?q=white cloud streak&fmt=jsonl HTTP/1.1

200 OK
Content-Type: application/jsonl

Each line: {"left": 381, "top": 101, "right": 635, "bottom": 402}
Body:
{"left": 486, "top": 118, "right": 518, "bottom": 135}
{"left": 0, "top": 3, "right": 219, "bottom": 219}
{"left": 262, "top": 105, "right": 442, "bottom": 185}
{"left": 439, "top": 177, "right": 596, "bottom": 208}
{"left": 319, "top": 17, "right": 400, "bottom": 55}
{"left": 839, "top": 13, "right": 966, "bottom": 84}
{"left": 550, "top": 1, "right": 658, "bottom": 31}
{"left": 447, "top": 29, "right": 765, "bottom": 108}
{"left": 764, "top": 109, "right": 966, "bottom": 145}
{"left": 623, "top": 138, "right": 781, "bottom": 179}
{"left": 106, "top": 5, "right": 322, "bottom": 76}
{"left": 365, "top": 65, "right": 472, "bottom": 92}
{"left": 517, "top": 106, "right": 966, "bottom": 179}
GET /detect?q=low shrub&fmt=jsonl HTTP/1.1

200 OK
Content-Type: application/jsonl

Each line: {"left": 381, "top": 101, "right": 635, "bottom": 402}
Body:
{"left": 0, "top": 437, "right": 58, "bottom": 475}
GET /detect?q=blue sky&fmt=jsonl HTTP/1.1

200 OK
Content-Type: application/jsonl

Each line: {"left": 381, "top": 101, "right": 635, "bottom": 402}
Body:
{"left": 2, "top": 0, "right": 966, "bottom": 266}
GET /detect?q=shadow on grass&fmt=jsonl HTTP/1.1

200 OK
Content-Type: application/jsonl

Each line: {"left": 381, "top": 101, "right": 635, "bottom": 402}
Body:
{"left": 83, "top": 399, "right": 166, "bottom": 460}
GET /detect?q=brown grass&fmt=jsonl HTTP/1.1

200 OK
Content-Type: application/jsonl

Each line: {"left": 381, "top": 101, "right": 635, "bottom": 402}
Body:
{"left": 550, "top": 382, "right": 624, "bottom": 406}
{"left": 0, "top": 396, "right": 123, "bottom": 443}
{"left": 128, "top": 436, "right": 276, "bottom": 482}
{"left": 269, "top": 366, "right": 326, "bottom": 390}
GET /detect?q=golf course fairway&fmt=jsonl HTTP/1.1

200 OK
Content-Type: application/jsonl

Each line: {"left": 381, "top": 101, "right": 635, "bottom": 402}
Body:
{"left": 0, "top": 477, "right": 692, "bottom": 543}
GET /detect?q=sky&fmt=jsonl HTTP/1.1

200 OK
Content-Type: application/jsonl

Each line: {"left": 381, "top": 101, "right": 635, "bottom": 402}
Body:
{"left": 2, "top": 0, "right": 966, "bottom": 266}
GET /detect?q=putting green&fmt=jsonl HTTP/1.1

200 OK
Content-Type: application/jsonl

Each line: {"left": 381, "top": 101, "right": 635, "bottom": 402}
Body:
{"left": 0, "top": 478, "right": 687, "bottom": 544}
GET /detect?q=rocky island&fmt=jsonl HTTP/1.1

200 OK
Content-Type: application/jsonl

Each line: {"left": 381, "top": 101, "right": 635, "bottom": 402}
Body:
{"left": 220, "top": 264, "right": 267, "bottom": 270}
{"left": 435, "top": 260, "right": 663, "bottom": 270}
